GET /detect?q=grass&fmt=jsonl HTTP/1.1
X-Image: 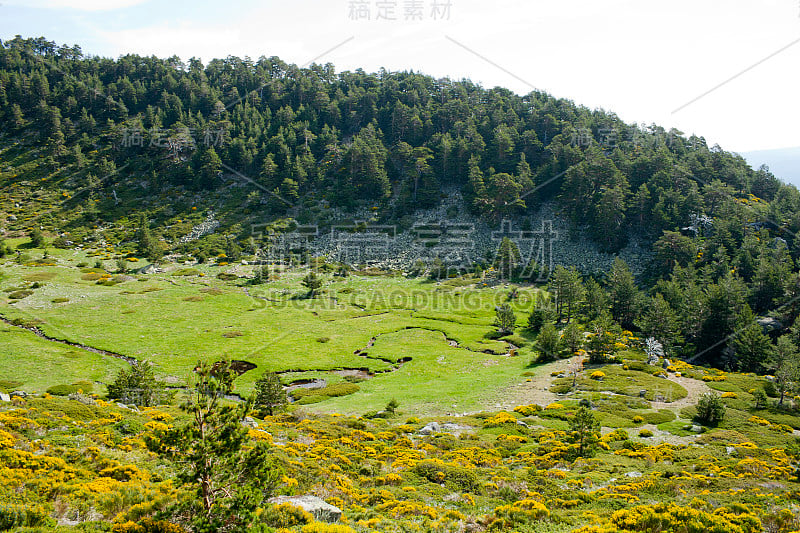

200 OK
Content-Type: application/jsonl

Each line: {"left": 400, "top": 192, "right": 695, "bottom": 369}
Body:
{"left": 551, "top": 365, "right": 688, "bottom": 402}
{"left": 0, "top": 258, "right": 540, "bottom": 413}
{"left": 0, "top": 322, "right": 128, "bottom": 393}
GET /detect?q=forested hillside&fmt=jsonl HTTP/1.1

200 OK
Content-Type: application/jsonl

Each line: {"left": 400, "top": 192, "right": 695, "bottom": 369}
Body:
{"left": 1, "top": 35, "right": 800, "bottom": 372}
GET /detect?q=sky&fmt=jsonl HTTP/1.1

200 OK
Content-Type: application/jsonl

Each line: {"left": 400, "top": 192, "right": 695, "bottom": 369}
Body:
{"left": 1, "top": 0, "right": 799, "bottom": 159}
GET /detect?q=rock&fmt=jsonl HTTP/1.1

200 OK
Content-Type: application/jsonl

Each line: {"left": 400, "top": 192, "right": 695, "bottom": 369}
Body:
{"left": 242, "top": 417, "right": 259, "bottom": 428}
{"left": 441, "top": 422, "right": 471, "bottom": 432}
{"left": 137, "top": 264, "right": 160, "bottom": 274}
{"left": 625, "top": 471, "right": 642, "bottom": 478}
{"left": 689, "top": 425, "right": 704, "bottom": 434}
{"left": 8, "top": 214, "right": 17, "bottom": 221}
{"left": 639, "top": 390, "right": 647, "bottom": 398}
{"left": 516, "top": 420, "right": 528, "bottom": 428}
{"left": 757, "top": 317, "right": 783, "bottom": 333}
{"left": 726, "top": 446, "right": 737, "bottom": 456}
{"left": 10, "top": 391, "right": 27, "bottom": 398}
{"left": 116, "top": 402, "right": 129, "bottom": 410}
{"left": 0, "top": 392, "right": 10, "bottom": 402}
{"left": 662, "top": 359, "right": 671, "bottom": 369}
{"left": 267, "top": 496, "right": 342, "bottom": 523}
{"left": 419, "top": 422, "right": 441, "bottom": 435}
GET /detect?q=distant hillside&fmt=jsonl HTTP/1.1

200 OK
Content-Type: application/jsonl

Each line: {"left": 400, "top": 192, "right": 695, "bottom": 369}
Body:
{"left": 3, "top": 35, "right": 800, "bottom": 369}
{"left": 741, "top": 147, "right": 800, "bottom": 188}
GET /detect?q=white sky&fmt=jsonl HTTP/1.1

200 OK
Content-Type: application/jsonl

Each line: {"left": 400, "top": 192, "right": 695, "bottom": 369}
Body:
{"left": 1, "top": 0, "right": 799, "bottom": 152}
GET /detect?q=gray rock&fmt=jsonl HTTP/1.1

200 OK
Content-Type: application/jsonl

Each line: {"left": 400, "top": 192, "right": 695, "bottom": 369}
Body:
{"left": 419, "top": 422, "right": 441, "bottom": 435}
{"left": 639, "top": 390, "right": 647, "bottom": 398}
{"left": 0, "top": 392, "right": 10, "bottom": 402}
{"left": 689, "top": 425, "right": 704, "bottom": 434}
{"left": 625, "top": 471, "right": 642, "bottom": 478}
{"left": 242, "top": 416, "right": 259, "bottom": 428}
{"left": 726, "top": 446, "right": 737, "bottom": 455}
{"left": 137, "top": 264, "right": 160, "bottom": 274}
{"left": 441, "top": 422, "right": 471, "bottom": 432}
{"left": 8, "top": 214, "right": 17, "bottom": 221}
{"left": 757, "top": 317, "right": 782, "bottom": 333}
{"left": 662, "top": 359, "right": 672, "bottom": 369}
{"left": 116, "top": 402, "right": 129, "bottom": 410}
{"left": 516, "top": 420, "right": 528, "bottom": 428}
{"left": 10, "top": 391, "right": 27, "bottom": 398}
{"left": 267, "top": 495, "right": 342, "bottom": 523}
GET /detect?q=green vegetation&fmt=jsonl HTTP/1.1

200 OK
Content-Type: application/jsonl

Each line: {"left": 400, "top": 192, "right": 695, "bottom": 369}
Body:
{"left": 1, "top": 33, "right": 800, "bottom": 533}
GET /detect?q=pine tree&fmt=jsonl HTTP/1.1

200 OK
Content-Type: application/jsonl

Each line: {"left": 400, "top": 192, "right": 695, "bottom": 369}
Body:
{"left": 495, "top": 304, "right": 516, "bottom": 336}
{"left": 569, "top": 406, "right": 600, "bottom": 458}
{"left": 254, "top": 371, "right": 287, "bottom": 416}
{"left": 146, "top": 360, "right": 279, "bottom": 532}
{"left": 302, "top": 270, "right": 323, "bottom": 297}
{"left": 535, "top": 322, "right": 561, "bottom": 363}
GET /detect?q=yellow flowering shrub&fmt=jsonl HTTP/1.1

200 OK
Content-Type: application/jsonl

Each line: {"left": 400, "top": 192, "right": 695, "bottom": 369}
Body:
{"left": 513, "top": 404, "right": 541, "bottom": 416}
{"left": 0, "top": 429, "right": 16, "bottom": 449}
{"left": 300, "top": 523, "right": 356, "bottom": 533}
{"left": 483, "top": 411, "right": 517, "bottom": 427}
{"left": 590, "top": 371, "right": 606, "bottom": 380}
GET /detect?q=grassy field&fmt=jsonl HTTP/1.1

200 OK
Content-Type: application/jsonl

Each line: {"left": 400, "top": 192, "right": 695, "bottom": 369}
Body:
{"left": 0, "top": 248, "right": 544, "bottom": 413}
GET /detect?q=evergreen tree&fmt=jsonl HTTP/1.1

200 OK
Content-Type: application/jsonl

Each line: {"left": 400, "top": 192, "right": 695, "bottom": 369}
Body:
{"left": 302, "top": 270, "right": 323, "bottom": 297}
{"left": 535, "top": 322, "right": 561, "bottom": 363}
{"left": 568, "top": 406, "right": 600, "bottom": 459}
{"left": 495, "top": 304, "right": 516, "bottom": 335}
{"left": 107, "top": 361, "right": 166, "bottom": 407}
{"left": 770, "top": 337, "right": 800, "bottom": 407}
{"left": 606, "top": 257, "right": 639, "bottom": 329}
{"left": 146, "top": 360, "right": 279, "bottom": 532}
{"left": 254, "top": 371, "right": 287, "bottom": 416}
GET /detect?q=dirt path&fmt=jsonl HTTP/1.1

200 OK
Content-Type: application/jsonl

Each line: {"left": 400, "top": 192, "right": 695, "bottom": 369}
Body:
{"left": 489, "top": 358, "right": 712, "bottom": 414}
{"left": 488, "top": 355, "right": 583, "bottom": 411}
{"left": 650, "top": 375, "right": 712, "bottom": 410}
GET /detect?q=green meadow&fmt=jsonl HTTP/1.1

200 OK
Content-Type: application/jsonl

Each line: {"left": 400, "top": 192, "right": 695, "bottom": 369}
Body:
{"left": 1, "top": 251, "right": 544, "bottom": 414}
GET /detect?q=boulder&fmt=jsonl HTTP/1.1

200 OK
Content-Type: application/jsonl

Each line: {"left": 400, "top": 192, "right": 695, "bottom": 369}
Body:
{"left": 662, "top": 359, "right": 672, "bottom": 369}
{"left": 10, "top": 391, "right": 27, "bottom": 398}
{"left": 267, "top": 495, "right": 342, "bottom": 523}
{"left": 639, "top": 390, "right": 647, "bottom": 398}
{"left": 0, "top": 392, "right": 10, "bottom": 402}
{"left": 726, "top": 446, "right": 737, "bottom": 456}
{"left": 419, "top": 422, "right": 440, "bottom": 435}
{"left": 625, "top": 471, "right": 642, "bottom": 478}
{"left": 242, "top": 416, "right": 259, "bottom": 428}
{"left": 137, "top": 264, "right": 160, "bottom": 274}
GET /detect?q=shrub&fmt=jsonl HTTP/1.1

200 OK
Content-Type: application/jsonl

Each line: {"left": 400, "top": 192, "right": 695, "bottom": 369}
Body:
{"left": 46, "top": 382, "right": 93, "bottom": 396}
{"left": 260, "top": 503, "right": 312, "bottom": 528}
{"left": 632, "top": 415, "right": 644, "bottom": 424}
{"left": 291, "top": 383, "right": 359, "bottom": 403}
{"left": 590, "top": 371, "right": 605, "bottom": 380}
{"left": 413, "top": 460, "right": 481, "bottom": 492}
{"left": 639, "top": 428, "right": 653, "bottom": 437}
{"left": 112, "top": 518, "right": 185, "bottom": 532}
{"left": 0, "top": 503, "right": 55, "bottom": 530}
{"left": 695, "top": 392, "right": 725, "bottom": 426}
{"left": 8, "top": 290, "right": 33, "bottom": 299}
